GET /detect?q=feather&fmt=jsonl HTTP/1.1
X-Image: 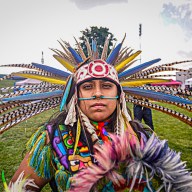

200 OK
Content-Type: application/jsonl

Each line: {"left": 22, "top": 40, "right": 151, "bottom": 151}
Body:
{"left": 2, "top": 90, "right": 63, "bottom": 102}
{"left": 106, "top": 43, "right": 122, "bottom": 64}
{"left": 0, "top": 98, "right": 61, "bottom": 126}
{"left": 101, "top": 37, "right": 109, "bottom": 60}
{"left": 0, "top": 74, "right": 14, "bottom": 81}
{"left": 53, "top": 55, "right": 75, "bottom": 72}
{"left": 161, "top": 60, "right": 192, "bottom": 67}
{"left": 74, "top": 37, "right": 87, "bottom": 61}
{"left": 91, "top": 39, "right": 98, "bottom": 60}
{"left": 12, "top": 72, "right": 66, "bottom": 85}
{"left": 67, "top": 46, "right": 83, "bottom": 64}
{"left": 31, "top": 63, "right": 70, "bottom": 78}
{"left": 0, "top": 63, "right": 36, "bottom": 70}
{"left": 115, "top": 50, "right": 142, "bottom": 72}
{"left": 127, "top": 98, "right": 192, "bottom": 126}
{"left": 118, "top": 58, "right": 161, "bottom": 78}
{"left": 64, "top": 94, "right": 77, "bottom": 126}
{"left": 2, "top": 171, "right": 39, "bottom": 192}
{"left": 133, "top": 66, "right": 187, "bottom": 78}
{"left": 7, "top": 171, "right": 39, "bottom": 192}
{"left": 120, "top": 78, "right": 169, "bottom": 87}
{"left": 60, "top": 75, "right": 73, "bottom": 111}
{"left": 84, "top": 36, "right": 92, "bottom": 58}
{"left": 123, "top": 87, "right": 192, "bottom": 104}
{"left": 0, "top": 99, "right": 60, "bottom": 134}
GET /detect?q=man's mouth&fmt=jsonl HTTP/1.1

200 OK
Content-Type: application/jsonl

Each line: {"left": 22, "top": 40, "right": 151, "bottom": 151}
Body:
{"left": 91, "top": 103, "right": 106, "bottom": 107}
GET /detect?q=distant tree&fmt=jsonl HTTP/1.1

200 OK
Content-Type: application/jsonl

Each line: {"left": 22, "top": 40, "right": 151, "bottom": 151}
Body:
{"left": 79, "top": 26, "right": 117, "bottom": 57}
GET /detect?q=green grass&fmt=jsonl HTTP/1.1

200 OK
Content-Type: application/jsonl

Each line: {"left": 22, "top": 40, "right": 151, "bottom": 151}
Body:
{"left": 0, "top": 80, "right": 192, "bottom": 191}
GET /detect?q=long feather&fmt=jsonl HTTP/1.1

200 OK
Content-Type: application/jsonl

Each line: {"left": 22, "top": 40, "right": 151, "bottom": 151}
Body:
{"left": 67, "top": 46, "right": 83, "bottom": 64}
{"left": 115, "top": 50, "right": 142, "bottom": 72}
{"left": 101, "top": 37, "right": 109, "bottom": 60}
{"left": 84, "top": 36, "right": 92, "bottom": 58}
{"left": 12, "top": 73, "right": 66, "bottom": 85}
{"left": 123, "top": 87, "right": 192, "bottom": 104}
{"left": 91, "top": 39, "right": 98, "bottom": 60}
{"left": 2, "top": 90, "right": 63, "bottom": 102}
{"left": 74, "top": 37, "right": 87, "bottom": 61}
{"left": 118, "top": 58, "right": 161, "bottom": 78}
{"left": 31, "top": 63, "right": 70, "bottom": 78}
{"left": 0, "top": 99, "right": 60, "bottom": 134}
{"left": 106, "top": 43, "right": 122, "bottom": 64}
{"left": 53, "top": 55, "right": 75, "bottom": 72}
{"left": 120, "top": 78, "right": 169, "bottom": 87}
{"left": 127, "top": 98, "right": 192, "bottom": 126}
{"left": 60, "top": 75, "right": 73, "bottom": 111}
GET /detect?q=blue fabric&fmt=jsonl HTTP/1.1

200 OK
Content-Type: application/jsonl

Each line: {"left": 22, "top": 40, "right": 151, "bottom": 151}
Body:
{"left": 133, "top": 104, "right": 154, "bottom": 130}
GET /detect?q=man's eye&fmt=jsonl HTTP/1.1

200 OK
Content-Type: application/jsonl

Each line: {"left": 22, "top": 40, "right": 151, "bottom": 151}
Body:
{"left": 102, "top": 84, "right": 112, "bottom": 88}
{"left": 83, "top": 84, "right": 92, "bottom": 89}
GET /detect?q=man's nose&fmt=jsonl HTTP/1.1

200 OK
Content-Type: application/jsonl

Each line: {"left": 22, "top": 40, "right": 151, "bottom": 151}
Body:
{"left": 94, "top": 86, "right": 103, "bottom": 98}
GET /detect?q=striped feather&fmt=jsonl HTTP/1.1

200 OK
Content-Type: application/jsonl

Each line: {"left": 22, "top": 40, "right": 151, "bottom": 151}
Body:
{"left": 161, "top": 60, "right": 192, "bottom": 67}
{"left": 1, "top": 87, "right": 61, "bottom": 100}
{"left": 133, "top": 66, "right": 187, "bottom": 78}
{"left": 74, "top": 37, "right": 87, "bottom": 60}
{"left": 0, "top": 63, "right": 36, "bottom": 70}
{"left": 0, "top": 98, "right": 61, "bottom": 134}
{"left": 0, "top": 74, "right": 14, "bottom": 81}
{"left": 127, "top": 98, "right": 192, "bottom": 126}
{"left": 101, "top": 37, "right": 109, "bottom": 60}
{"left": 91, "top": 39, "right": 99, "bottom": 60}
{"left": 0, "top": 98, "right": 61, "bottom": 127}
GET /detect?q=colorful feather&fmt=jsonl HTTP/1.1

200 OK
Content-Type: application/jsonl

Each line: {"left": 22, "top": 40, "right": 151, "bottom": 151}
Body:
{"left": 12, "top": 72, "right": 66, "bottom": 85}
{"left": 91, "top": 39, "right": 98, "bottom": 60}
{"left": 67, "top": 46, "right": 83, "bottom": 64}
{"left": 53, "top": 55, "right": 75, "bottom": 72}
{"left": 31, "top": 62, "right": 70, "bottom": 78}
{"left": 120, "top": 78, "right": 169, "bottom": 87}
{"left": 2, "top": 90, "right": 63, "bottom": 102}
{"left": 60, "top": 75, "right": 73, "bottom": 111}
{"left": 123, "top": 87, "right": 192, "bottom": 104}
{"left": 115, "top": 50, "right": 142, "bottom": 72}
{"left": 106, "top": 42, "right": 122, "bottom": 64}
{"left": 118, "top": 58, "right": 161, "bottom": 78}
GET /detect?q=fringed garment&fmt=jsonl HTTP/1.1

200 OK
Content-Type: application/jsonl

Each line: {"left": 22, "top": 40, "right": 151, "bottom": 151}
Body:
{"left": 27, "top": 121, "right": 192, "bottom": 192}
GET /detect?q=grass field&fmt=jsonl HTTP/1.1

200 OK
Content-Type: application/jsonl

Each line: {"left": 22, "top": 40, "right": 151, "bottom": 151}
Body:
{"left": 0, "top": 80, "right": 192, "bottom": 191}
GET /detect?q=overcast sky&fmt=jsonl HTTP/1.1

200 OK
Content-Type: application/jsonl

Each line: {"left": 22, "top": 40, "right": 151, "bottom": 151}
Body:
{"left": 0, "top": 0, "right": 192, "bottom": 74}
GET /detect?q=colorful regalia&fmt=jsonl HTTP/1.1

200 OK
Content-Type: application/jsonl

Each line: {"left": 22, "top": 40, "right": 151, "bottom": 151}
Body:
{"left": 1, "top": 34, "right": 192, "bottom": 191}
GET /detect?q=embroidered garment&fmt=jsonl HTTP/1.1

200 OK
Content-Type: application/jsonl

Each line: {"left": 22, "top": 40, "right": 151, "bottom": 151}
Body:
{"left": 27, "top": 124, "right": 158, "bottom": 191}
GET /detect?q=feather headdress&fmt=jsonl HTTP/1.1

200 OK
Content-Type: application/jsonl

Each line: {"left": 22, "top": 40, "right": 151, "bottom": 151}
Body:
{"left": 0, "top": 35, "right": 192, "bottom": 134}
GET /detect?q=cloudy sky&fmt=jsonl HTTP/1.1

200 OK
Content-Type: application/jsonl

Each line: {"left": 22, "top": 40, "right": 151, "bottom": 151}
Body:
{"left": 0, "top": 0, "right": 192, "bottom": 74}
